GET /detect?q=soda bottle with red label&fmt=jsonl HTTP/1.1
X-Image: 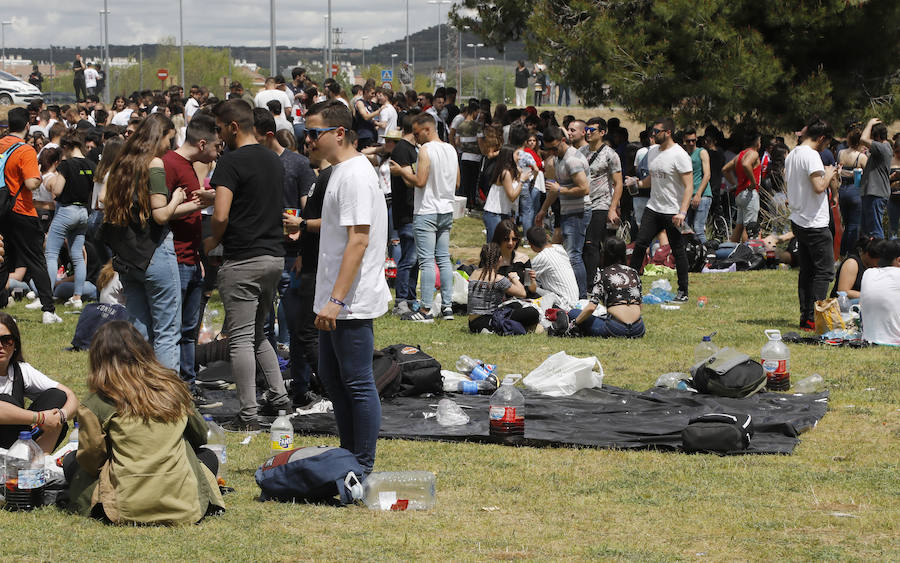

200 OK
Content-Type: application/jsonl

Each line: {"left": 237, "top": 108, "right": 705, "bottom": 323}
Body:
{"left": 489, "top": 375, "right": 525, "bottom": 446}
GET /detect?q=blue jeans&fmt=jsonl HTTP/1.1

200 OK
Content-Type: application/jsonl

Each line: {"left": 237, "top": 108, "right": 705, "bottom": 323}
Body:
{"left": 413, "top": 212, "right": 453, "bottom": 310}
{"left": 839, "top": 184, "right": 862, "bottom": 254}
{"left": 517, "top": 183, "right": 542, "bottom": 232}
{"left": 687, "top": 196, "right": 712, "bottom": 243}
{"left": 887, "top": 197, "right": 900, "bottom": 240}
{"left": 318, "top": 319, "right": 380, "bottom": 473}
{"left": 483, "top": 210, "right": 508, "bottom": 244}
{"left": 121, "top": 233, "right": 182, "bottom": 371}
{"left": 861, "top": 195, "right": 886, "bottom": 239}
{"left": 560, "top": 209, "right": 591, "bottom": 298}
{"left": 284, "top": 271, "right": 317, "bottom": 398}
{"left": 45, "top": 204, "right": 89, "bottom": 297}
{"left": 53, "top": 281, "right": 97, "bottom": 301}
{"left": 569, "top": 309, "right": 645, "bottom": 338}
{"left": 394, "top": 222, "right": 418, "bottom": 305}
{"left": 178, "top": 262, "right": 203, "bottom": 383}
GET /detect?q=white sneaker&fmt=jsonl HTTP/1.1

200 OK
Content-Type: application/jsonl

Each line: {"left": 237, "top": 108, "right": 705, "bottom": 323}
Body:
{"left": 25, "top": 298, "right": 43, "bottom": 310}
{"left": 42, "top": 311, "right": 63, "bottom": 324}
{"left": 64, "top": 297, "right": 83, "bottom": 310}
{"left": 25, "top": 291, "right": 35, "bottom": 300}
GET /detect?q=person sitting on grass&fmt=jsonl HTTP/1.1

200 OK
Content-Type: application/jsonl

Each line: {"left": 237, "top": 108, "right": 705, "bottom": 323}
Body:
{"left": 67, "top": 321, "right": 224, "bottom": 525}
{"left": 467, "top": 243, "right": 540, "bottom": 334}
{"left": 526, "top": 225, "right": 580, "bottom": 306}
{"left": 830, "top": 235, "right": 881, "bottom": 300}
{"left": 568, "top": 237, "right": 646, "bottom": 338}
{"left": 0, "top": 312, "right": 79, "bottom": 452}
{"left": 860, "top": 240, "right": 900, "bottom": 346}
{"left": 492, "top": 219, "right": 537, "bottom": 296}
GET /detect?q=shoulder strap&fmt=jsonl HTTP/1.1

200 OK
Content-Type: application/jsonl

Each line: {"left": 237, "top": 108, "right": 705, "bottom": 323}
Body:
{"left": 588, "top": 147, "right": 604, "bottom": 167}
{"left": 11, "top": 362, "right": 26, "bottom": 406}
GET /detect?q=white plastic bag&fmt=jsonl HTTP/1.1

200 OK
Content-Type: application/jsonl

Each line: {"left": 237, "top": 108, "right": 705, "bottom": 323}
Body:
{"left": 452, "top": 271, "right": 468, "bottom": 305}
{"left": 533, "top": 170, "right": 546, "bottom": 193}
{"left": 523, "top": 351, "right": 604, "bottom": 397}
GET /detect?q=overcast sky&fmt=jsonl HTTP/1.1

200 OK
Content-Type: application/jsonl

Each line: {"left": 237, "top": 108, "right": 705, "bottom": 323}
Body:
{"left": 0, "top": 0, "right": 462, "bottom": 49}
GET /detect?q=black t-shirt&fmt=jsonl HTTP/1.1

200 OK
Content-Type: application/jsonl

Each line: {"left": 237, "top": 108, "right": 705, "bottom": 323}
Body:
{"left": 299, "top": 166, "right": 335, "bottom": 274}
{"left": 73, "top": 59, "right": 85, "bottom": 78}
{"left": 707, "top": 148, "right": 725, "bottom": 198}
{"left": 445, "top": 103, "right": 460, "bottom": 124}
{"left": 390, "top": 139, "right": 418, "bottom": 229}
{"left": 515, "top": 67, "right": 530, "bottom": 88}
{"left": 56, "top": 157, "right": 95, "bottom": 205}
{"left": 280, "top": 149, "right": 315, "bottom": 257}
{"left": 210, "top": 144, "right": 286, "bottom": 260}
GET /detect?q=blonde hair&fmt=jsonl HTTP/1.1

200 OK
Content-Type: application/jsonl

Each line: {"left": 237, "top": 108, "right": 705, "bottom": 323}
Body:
{"left": 88, "top": 321, "right": 193, "bottom": 423}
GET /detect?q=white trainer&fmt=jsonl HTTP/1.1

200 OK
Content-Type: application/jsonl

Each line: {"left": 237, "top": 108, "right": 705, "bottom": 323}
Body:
{"left": 64, "top": 297, "right": 83, "bottom": 310}
{"left": 42, "top": 311, "right": 63, "bottom": 324}
{"left": 25, "top": 299, "right": 43, "bottom": 310}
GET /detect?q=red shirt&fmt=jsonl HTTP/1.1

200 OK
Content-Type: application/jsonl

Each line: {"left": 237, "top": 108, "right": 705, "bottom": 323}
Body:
{"left": 162, "top": 150, "right": 202, "bottom": 265}
{"left": 735, "top": 148, "right": 761, "bottom": 195}
{"left": 1, "top": 135, "right": 40, "bottom": 218}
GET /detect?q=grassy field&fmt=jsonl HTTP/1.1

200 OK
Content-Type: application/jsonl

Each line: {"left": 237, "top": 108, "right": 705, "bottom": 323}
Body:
{"left": 1, "top": 217, "right": 898, "bottom": 562}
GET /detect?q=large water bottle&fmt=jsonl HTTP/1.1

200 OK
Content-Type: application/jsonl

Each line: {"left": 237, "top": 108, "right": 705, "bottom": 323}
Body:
{"left": 68, "top": 422, "right": 79, "bottom": 447}
{"left": 362, "top": 471, "right": 436, "bottom": 510}
{"left": 270, "top": 410, "right": 294, "bottom": 456}
{"left": 489, "top": 375, "right": 525, "bottom": 445}
{"left": 202, "top": 415, "right": 227, "bottom": 476}
{"left": 761, "top": 329, "right": 791, "bottom": 391}
{"left": 694, "top": 334, "right": 719, "bottom": 364}
{"left": 3, "top": 431, "right": 46, "bottom": 511}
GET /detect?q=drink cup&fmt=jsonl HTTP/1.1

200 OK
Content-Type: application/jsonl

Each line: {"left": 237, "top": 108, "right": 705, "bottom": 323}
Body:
{"left": 284, "top": 208, "right": 299, "bottom": 235}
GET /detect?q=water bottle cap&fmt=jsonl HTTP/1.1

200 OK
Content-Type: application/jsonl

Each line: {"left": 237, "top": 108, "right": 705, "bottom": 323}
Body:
{"left": 702, "top": 335, "right": 711, "bottom": 342}
{"left": 73, "top": 421, "right": 79, "bottom": 428}
{"left": 203, "top": 415, "right": 213, "bottom": 421}
{"left": 278, "top": 409, "right": 286, "bottom": 416}
{"left": 18, "top": 430, "right": 32, "bottom": 441}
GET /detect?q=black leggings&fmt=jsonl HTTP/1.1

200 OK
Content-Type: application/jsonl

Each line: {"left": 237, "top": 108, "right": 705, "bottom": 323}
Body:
{"left": 469, "top": 303, "right": 541, "bottom": 333}
{"left": 583, "top": 208, "right": 610, "bottom": 287}
{"left": 0, "top": 388, "right": 69, "bottom": 450}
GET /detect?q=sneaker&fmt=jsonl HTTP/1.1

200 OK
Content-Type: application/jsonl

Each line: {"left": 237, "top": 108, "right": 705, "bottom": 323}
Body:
{"left": 64, "top": 297, "right": 83, "bottom": 310}
{"left": 401, "top": 310, "right": 434, "bottom": 323}
{"left": 392, "top": 301, "right": 412, "bottom": 316}
{"left": 258, "top": 396, "right": 293, "bottom": 417}
{"left": 25, "top": 299, "right": 43, "bottom": 310}
{"left": 191, "top": 384, "right": 223, "bottom": 409}
{"left": 292, "top": 390, "right": 322, "bottom": 410}
{"left": 673, "top": 291, "right": 689, "bottom": 303}
{"left": 441, "top": 307, "right": 454, "bottom": 321}
{"left": 800, "top": 319, "right": 815, "bottom": 332}
{"left": 222, "top": 415, "right": 261, "bottom": 433}
{"left": 25, "top": 291, "right": 35, "bottom": 300}
{"left": 42, "top": 311, "right": 63, "bottom": 324}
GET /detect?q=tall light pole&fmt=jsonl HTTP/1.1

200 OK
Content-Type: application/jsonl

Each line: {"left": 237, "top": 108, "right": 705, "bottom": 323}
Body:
{"left": 1, "top": 21, "right": 11, "bottom": 71}
{"left": 322, "top": 15, "right": 328, "bottom": 81}
{"left": 103, "top": 4, "right": 110, "bottom": 102}
{"left": 391, "top": 53, "right": 398, "bottom": 89}
{"left": 360, "top": 36, "right": 368, "bottom": 73}
{"left": 457, "top": 25, "right": 468, "bottom": 95}
{"left": 179, "top": 0, "right": 185, "bottom": 88}
{"left": 480, "top": 56, "right": 494, "bottom": 99}
{"left": 405, "top": 0, "right": 410, "bottom": 65}
{"left": 327, "top": 0, "right": 332, "bottom": 71}
{"left": 269, "top": 0, "right": 276, "bottom": 76}
{"left": 467, "top": 43, "right": 482, "bottom": 97}
{"left": 427, "top": 0, "right": 451, "bottom": 71}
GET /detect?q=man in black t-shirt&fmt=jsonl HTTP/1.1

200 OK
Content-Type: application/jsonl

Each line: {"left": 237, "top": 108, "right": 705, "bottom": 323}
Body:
{"left": 387, "top": 116, "right": 419, "bottom": 314}
{"left": 72, "top": 54, "right": 87, "bottom": 102}
{"left": 205, "top": 99, "right": 289, "bottom": 431}
{"left": 28, "top": 65, "right": 43, "bottom": 91}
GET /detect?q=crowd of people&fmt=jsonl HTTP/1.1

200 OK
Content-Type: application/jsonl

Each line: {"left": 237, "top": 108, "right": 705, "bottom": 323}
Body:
{"left": 1, "top": 62, "right": 899, "bottom": 523}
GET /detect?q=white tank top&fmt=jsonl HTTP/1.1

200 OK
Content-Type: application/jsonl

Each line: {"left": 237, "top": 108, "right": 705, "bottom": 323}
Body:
{"left": 484, "top": 180, "right": 519, "bottom": 216}
{"left": 414, "top": 140, "right": 458, "bottom": 215}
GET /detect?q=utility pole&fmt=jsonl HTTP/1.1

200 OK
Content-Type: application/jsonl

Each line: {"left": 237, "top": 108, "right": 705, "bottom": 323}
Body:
{"left": 102, "top": 3, "right": 110, "bottom": 102}
{"left": 361, "top": 36, "right": 368, "bottom": 72}
{"left": 322, "top": 16, "right": 328, "bottom": 81}
{"left": 139, "top": 44, "right": 143, "bottom": 90}
{"left": 428, "top": 0, "right": 451, "bottom": 71}
{"left": 49, "top": 44, "right": 54, "bottom": 103}
{"left": 327, "top": 0, "right": 332, "bottom": 71}
{"left": 405, "top": 0, "right": 410, "bottom": 65}
{"left": 0, "top": 21, "right": 11, "bottom": 71}
{"left": 179, "top": 0, "right": 185, "bottom": 88}
{"left": 269, "top": 0, "right": 276, "bottom": 75}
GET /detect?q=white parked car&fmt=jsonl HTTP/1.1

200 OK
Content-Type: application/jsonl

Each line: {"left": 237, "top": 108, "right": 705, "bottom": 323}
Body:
{"left": 0, "top": 70, "right": 43, "bottom": 105}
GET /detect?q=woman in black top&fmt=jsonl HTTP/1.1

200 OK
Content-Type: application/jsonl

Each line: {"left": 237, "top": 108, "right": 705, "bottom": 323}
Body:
{"left": 467, "top": 243, "right": 539, "bottom": 333}
{"left": 44, "top": 131, "right": 96, "bottom": 309}
{"left": 831, "top": 236, "right": 881, "bottom": 300}
{"left": 492, "top": 219, "right": 538, "bottom": 297}
{"left": 569, "top": 237, "right": 645, "bottom": 338}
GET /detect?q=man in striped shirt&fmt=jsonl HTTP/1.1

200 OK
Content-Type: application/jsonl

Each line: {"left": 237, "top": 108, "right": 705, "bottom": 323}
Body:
{"left": 526, "top": 226, "right": 580, "bottom": 306}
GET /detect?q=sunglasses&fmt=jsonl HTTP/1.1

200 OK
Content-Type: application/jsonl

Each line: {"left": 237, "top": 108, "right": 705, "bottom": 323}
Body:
{"left": 0, "top": 335, "right": 15, "bottom": 347}
{"left": 306, "top": 127, "right": 338, "bottom": 141}
{"left": 683, "top": 138, "right": 697, "bottom": 144}
{"left": 651, "top": 128, "right": 666, "bottom": 135}
{"left": 584, "top": 127, "right": 598, "bottom": 134}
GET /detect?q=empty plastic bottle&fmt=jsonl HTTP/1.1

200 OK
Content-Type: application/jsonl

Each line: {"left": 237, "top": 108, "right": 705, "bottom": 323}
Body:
{"left": 794, "top": 374, "right": 824, "bottom": 394}
{"left": 68, "top": 422, "right": 79, "bottom": 447}
{"left": 202, "top": 415, "right": 227, "bottom": 476}
{"left": 3, "top": 431, "right": 46, "bottom": 511}
{"left": 457, "top": 379, "right": 497, "bottom": 395}
{"left": 762, "top": 329, "right": 791, "bottom": 391}
{"left": 455, "top": 355, "right": 496, "bottom": 380}
{"left": 270, "top": 410, "right": 294, "bottom": 456}
{"left": 694, "top": 334, "right": 719, "bottom": 364}
{"left": 489, "top": 375, "right": 525, "bottom": 445}
{"left": 836, "top": 291, "right": 850, "bottom": 313}
{"left": 362, "top": 471, "right": 436, "bottom": 510}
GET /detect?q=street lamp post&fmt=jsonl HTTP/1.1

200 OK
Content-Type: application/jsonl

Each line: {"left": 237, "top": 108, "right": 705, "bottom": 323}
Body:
{"left": 1, "top": 21, "right": 12, "bottom": 72}
{"left": 100, "top": 6, "right": 110, "bottom": 102}
{"left": 480, "top": 56, "right": 494, "bottom": 99}
{"left": 270, "top": 0, "right": 276, "bottom": 76}
{"left": 361, "top": 35, "right": 368, "bottom": 73}
{"left": 405, "top": 0, "right": 410, "bottom": 65}
{"left": 427, "top": 0, "right": 451, "bottom": 71}
{"left": 391, "top": 53, "right": 398, "bottom": 89}
{"left": 179, "top": 0, "right": 185, "bottom": 88}
{"left": 327, "top": 0, "right": 332, "bottom": 71}
{"left": 322, "top": 16, "right": 328, "bottom": 81}
{"left": 467, "top": 43, "right": 483, "bottom": 97}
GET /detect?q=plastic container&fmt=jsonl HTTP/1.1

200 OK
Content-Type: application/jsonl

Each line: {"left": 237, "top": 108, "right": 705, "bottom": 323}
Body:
{"left": 694, "top": 335, "right": 719, "bottom": 364}
{"left": 202, "top": 415, "right": 227, "bottom": 476}
{"left": 68, "top": 421, "right": 79, "bottom": 447}
{"left": 852, "top": 167, "right": 862, "bottom": 187}
{"left": 836, "top": 291, "right": 850, "bottom": 313}
{"left": 655, "top": 372, "right": 694, "bottom": 391}
{"left": 270, "top": 410, "right": 294, "bottom": 456}
{"left": 435, "top": 398, "right": 470, "bottom": 426}
{"left": 457, "top": 379, "right": 496, "bottom": 395}
{"left": 3, "top": 431, "right": 46, "bottom": 511}
{"left": 761, "top": 329, "right": 791, "bottom": 391}
{"left": 489, "top": 375, "right": 525, "bottom": 445}
{"left": 362, "top": 471, "right": 436, "bottom": 510}
{"left": 455, "top": 355, "right": 479, "bottom": 374}
{"left": 455, "top": 355, "right": 496, "bottom": 380}
{"left": 794, "top": 374, "right": 824, "bottom": 394}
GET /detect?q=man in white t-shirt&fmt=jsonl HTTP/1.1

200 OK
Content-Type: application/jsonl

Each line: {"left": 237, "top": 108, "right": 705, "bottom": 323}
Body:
{"left": 84, "top": 63, "right": 100, "bottom": 95}
{"left": 184, "top": 86, "right": 202, "bottom": 122}
{"left": 308, "top": 99, "right": 390, "bottom": 474}
{"left": 373, "top": 87, "right": 398, "bottom": 144}
{"left": 390, "top": 112, "right": 460, "bottom": 321}
{"left": 254, "top": 77, "right": 293, "bottom": 121}
{"left": 860, "top": 240, "right": 900, "bottom": 346}
{"left": 526, "top": 225, "right": 579, "bottom": 305}
{"left": 625, "top": 117, "right": 694, "bottom": 301}
{"left": 785, "top": 118, "right": 840, "bottom": 330}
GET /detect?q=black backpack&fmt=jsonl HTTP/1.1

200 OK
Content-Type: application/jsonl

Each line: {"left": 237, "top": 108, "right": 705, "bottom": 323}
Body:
{"left": 0, "top": 142, "right": 26, "bottom": 221}
{"left": 683, "top": 233, "right": 707, "bottom": 272}
{"left": 690, "top": 347, "right": 767, "bottom": 398}
{"left": 373, "top": 348, "right": 402, "bottom": 398}
{"left": 380, "top": 344, "right": 443, "bottom": 397}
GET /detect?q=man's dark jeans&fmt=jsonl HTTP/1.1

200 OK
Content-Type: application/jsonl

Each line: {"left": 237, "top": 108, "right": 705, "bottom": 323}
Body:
{"left": 629, "top": 207, "right": 690, "bottom": 294}
{"left": 791, "top": 221, "right": 834, "bottom": 323}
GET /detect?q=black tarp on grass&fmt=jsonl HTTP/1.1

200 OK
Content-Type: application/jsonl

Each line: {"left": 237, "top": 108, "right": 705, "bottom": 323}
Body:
{"left": 202, "top": 372, "right": 828, "bottom": 455}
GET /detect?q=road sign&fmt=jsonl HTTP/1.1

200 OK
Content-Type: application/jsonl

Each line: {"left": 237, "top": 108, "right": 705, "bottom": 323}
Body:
{"left": 156, "top": 68, "right": 169, "bottom": 81}
{"left": 330, "top": 64, "right": 339, "bottom": 78}
{"left": 381, "top": 81, "right": 393, "bottom": 90}
{"left": 381, "top": 69, "right": 393, "bottom": 82}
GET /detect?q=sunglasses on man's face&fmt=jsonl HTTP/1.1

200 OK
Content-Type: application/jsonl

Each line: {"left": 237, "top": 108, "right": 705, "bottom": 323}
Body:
{"left": 0, "top": 335, "right": 15, "bottom": 347}
{"left": 683, "top": 138, "right": 697, "bottom": 144}
{"left": 306, "top": 127, "right": 338, "bottom": 141}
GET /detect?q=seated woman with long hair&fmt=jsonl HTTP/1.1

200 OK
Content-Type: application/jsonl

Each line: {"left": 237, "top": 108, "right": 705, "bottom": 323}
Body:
{"left": 68, "top": 321, "right": 224, "bottom": 525}
{"left": 467, "top": 243, "right": 540, "bottom": 333}
{"left": 568, "top": 237, "right": 645, "bottom": 338}
{"left": 0, "top": 312, "right": 79, "bottom": 452}
{"left": 831, "top": 235, "right": 881, "bottom": 300}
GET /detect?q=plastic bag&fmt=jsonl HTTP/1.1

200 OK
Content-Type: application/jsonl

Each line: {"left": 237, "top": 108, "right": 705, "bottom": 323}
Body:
{"left": 522, "top": 351, "right": 604, "bottom": 397}
{"left": 452, "top": 271, "right": 468, "bottom": 305}
{"left": 814, "top": 298, "right": 845, "bottom": 335}
{"left": 436, "top": 398, "right": 470, "bottom": 426}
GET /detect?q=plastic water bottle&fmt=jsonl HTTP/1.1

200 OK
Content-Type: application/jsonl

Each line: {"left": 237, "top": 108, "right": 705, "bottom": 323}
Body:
{"left": 455, "top": 355, "right": 479, "bottom": 373}
{"left": 362, "top": 471, "right": 436, "bottom": 510}
{"left": 455, "top": 355, "right": 496, "bottom": 380}
{"left": 489, "top": 375, "right": 525, "bottom": 445}
{"left": 202, "top": 415, "right": 227, "bottom": 476}
{"left": 694, "top": 334, "right": 719, "bottom": 364}
{"left": 457, "top": 379, "right": 497, "bottom": 395}
{"left": 3, "top": 431, "right": 46, "bottom": 511}
{"left": 270, "top": 410, "right": 294, "bottom": 456}
{"left": 836, "top": 291, "right": 850, "bottom": 313}
{"left": 655, "top": 372, "right": 695, "bottom": 391}
{"left": 761, "top": 329, "right": 791, "bottom": 391}
{"left": 794, "top": 374, "right": 825, "bottom": 394}
{"left": 68, "top": 422, "right": 79, "bottom": 447}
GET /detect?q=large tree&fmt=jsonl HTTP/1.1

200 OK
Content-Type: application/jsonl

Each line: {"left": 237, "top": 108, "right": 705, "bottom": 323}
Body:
{"left": 453, "top": 0, "right": 900, "bottom": 130}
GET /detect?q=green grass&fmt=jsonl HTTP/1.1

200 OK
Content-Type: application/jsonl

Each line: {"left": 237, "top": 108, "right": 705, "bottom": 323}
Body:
{"left": 1, "top": 219, "right": 898, "bottom": 561}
